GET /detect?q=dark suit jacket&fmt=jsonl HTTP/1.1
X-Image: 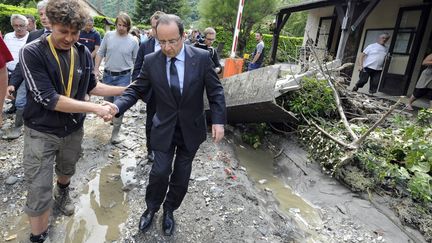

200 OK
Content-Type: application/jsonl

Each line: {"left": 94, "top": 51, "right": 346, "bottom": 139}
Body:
{"left": 132, "top": 38, "right": 155, "bottom": 80}
{"left": 115, "top": 45, "right": 226, "bottom": 152}
{"left": 10, "top": 29, "right": 46, "bottom": 88}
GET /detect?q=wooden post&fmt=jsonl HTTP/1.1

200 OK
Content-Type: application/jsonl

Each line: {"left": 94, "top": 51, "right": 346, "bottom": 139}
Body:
{"left": 336, "top": 0, "right": 356, "bottom": 61}
{"left": 270, "top": 12, "right": 291, "bottom": 64}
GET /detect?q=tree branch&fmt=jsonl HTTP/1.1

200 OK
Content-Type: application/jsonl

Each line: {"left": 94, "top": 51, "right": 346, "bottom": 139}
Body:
{"left": 300, "top": 113, "right": 356, "bottom": 149}
{"left": 308, "top": 45, "right": 358, "bottom": 141}
{"left": 351, "top": 98, "right": 402, "bottom": 148}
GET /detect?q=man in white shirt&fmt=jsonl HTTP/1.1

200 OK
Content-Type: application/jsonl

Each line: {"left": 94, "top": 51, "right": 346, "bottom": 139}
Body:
{"left": 352, "top": 33, "right": 390, "bottom": 94}
{"left": 4, "top": 14, "right": 29, "bottom": 72}
{"left": 3, "top": 14, "right": 28, "bottom": 117}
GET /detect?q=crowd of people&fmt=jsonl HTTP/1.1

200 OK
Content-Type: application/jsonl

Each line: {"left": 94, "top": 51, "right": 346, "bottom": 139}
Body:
{"left": 0, "top": 0, "right": 227, "bottom": 242}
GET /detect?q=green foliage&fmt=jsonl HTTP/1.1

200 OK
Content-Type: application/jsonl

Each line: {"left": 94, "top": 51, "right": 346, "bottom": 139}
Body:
{"left": 213, "top": 26, "right": 303, "bottom": 63}
{"left": 417, "top": 108, "right": 432, "bottom": 125}
{"left": 0, "top": 3, "right": 37, "bottom": 33}
{"left": 241, "top": 123, "right": 269, "bottom": 149}
{"left": 408, "top": 172, "right": 432, "bottom": 202}
{"left": 87, "top": 0, "right": 135, "bottom": 19}
{"left": 0, "top": 0, "right": 33, "bottom": 5}
{"left": 133, "top": 0, "right": 188, "bottom": 24}
{"left": 198, "top": 0, "right": 278, "bottom": 55}
{"left": 93, "top": 15, "right": 115, "bottom": 31}
{"left": 358, "top": 119, "right": 432, "bottom": 203}
{"left": 287, "top": 76, "right": 336, "bottom": 117}
{"left": 94, "top": 27, "right": 105, "bottom": 38}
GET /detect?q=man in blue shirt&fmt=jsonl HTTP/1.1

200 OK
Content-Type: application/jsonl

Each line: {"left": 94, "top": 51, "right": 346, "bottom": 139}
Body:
{"left": 79, "top": 17, "right": 101, "bottom": 62}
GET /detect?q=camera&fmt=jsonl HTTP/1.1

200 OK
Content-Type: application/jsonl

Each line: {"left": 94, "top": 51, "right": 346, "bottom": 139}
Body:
{"left": 196, "top": 34, "right": 205, "bottom": 44}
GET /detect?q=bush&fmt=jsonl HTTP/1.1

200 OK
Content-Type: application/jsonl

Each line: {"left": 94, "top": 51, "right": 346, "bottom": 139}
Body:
{"left": 94, "top": 27, "right": 105, "bottom": 39}
{"left": 93, "top": 15, "right": 115, "bottom": 31}
{"left": 213, "top": 26, "right": 303, "bottom": 63}
{"left": 0, "top": 4, "right": 38, "bottom": 34}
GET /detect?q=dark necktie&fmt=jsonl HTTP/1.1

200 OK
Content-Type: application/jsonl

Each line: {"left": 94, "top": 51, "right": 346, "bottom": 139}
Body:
{"left": 170, "top": 57, "right": 181, "bottom": 104}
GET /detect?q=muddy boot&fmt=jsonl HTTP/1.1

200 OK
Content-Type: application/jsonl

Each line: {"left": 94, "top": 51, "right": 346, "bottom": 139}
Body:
{"left": 54, "top": 184, "right": 75, "bottom": 216}
{"left": 3, "top": 109, "right": 24, "bottom": 140}
{"left": 110, "top": 116, "right": 123, "bottom": 144}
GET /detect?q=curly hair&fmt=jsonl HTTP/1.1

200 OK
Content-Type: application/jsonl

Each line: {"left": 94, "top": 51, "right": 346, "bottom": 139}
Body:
{"left": 45, "top": 0, "right": 89, "bottom": 30}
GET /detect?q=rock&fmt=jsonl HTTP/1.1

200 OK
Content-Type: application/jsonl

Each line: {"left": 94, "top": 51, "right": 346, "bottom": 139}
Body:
{"left": 289, "top": 208, "right": 300, "bottom": 214}
{"left": 258, "top": 226, "right": 268, "bottom": 236}
{"left": 258, "top": 179, "right": 267, "bottom": 184}
{"left": 122, "top": 181, "right": 138, "bottom": 191}
{"left": 195, "top": 176, "right": 209, "bottom": 182}
{"left": 264, "top": 187, "right": 272, "bottom": 193}
{"left": 5, "top": 234, "right": 17, "bottom": 241}
{"left": 0, "top": 156, "right": 6, "bottom": 160}
{"left": 5, "top": 176, "right": 18, "bottom": 185}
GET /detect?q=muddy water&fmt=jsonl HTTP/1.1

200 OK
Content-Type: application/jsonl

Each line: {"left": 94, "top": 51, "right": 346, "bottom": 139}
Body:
{"left": 234, "top": 144, "right": 324, "bottom": 242}
{"left": 64, "top": 154, "right": 137, "bottom": 243}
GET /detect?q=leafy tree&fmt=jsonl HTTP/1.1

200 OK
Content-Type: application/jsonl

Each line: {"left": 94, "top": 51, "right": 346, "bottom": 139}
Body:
{"left": 198, "top": 0, "right": 278, "bottom": 55}
{"left": 278, "top": 0, "right": 307, "bottom": 37}
{"left": 0, "top": 0, "right": 33, "bottom": 5}
{"left": 134, "top": 0, "right": 187, "bottom": 24}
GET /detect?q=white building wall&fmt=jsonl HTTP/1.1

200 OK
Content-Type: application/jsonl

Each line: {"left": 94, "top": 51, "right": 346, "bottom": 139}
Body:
{"left": 351, "top": 0, "right": 427, "bottom": 93}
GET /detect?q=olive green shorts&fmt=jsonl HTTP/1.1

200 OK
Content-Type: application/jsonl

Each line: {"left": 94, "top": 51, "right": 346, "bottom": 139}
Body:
{"left": 23, "top": 126, "right": 83, "bottom": 217}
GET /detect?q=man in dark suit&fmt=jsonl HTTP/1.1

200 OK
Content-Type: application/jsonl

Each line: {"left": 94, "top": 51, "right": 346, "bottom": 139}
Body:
{"left": 4, "top": 0, "right": 51, "bottom": 140}
{"left": 108, "top": 14, "right": 226, "bottom": 236}
{"left": 132, "top": 11, "right": 165, "bottom": 162}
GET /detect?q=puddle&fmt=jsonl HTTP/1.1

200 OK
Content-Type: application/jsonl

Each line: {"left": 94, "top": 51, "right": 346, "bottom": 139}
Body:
{"left": 234, "top": 144, "right": 323, "bottom": 241}
{"left": 65, "top": 155, "right": 137, "bottom": 243}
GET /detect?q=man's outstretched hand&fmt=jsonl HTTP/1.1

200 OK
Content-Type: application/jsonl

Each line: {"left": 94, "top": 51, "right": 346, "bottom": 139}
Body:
{"left": 212, "top": 124, "right": 224, "bottom": 143}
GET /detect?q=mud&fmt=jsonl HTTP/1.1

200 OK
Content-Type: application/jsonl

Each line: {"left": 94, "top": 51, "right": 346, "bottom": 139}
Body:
{"left": 0, "top": 99, "right": 428, "bottom": 242}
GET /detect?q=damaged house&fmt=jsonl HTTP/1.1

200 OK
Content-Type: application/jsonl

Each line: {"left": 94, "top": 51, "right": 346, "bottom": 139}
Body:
{"left": 271, "top": 0, "right": 432, "bottom": 97}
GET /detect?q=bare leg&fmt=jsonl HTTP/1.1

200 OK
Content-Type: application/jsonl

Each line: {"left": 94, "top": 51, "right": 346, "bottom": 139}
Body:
{"left": 57, "top": 175, "right": 71, "bottom": 185}
{"left": 406, "top": 95, "right": 416, "bottom": 111}
{"left": 29, "top": 208, "right": 50, "bottom": 235}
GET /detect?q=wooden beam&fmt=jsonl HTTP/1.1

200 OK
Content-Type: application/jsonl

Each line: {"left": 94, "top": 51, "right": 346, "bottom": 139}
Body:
{"left": 351, "top": 0, "right": 380, "bottom": 31}
{"left": 335, "top": 4, "right": 345, "bottom": 24}
{"left": 336, "top": 0, "right": 356, "bottom": 60}
{"left": 270, "top": 13, "right": 291, "bottom": 64}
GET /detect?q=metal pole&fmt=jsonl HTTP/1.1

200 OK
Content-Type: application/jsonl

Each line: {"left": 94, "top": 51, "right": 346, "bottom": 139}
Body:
{"left": 230, "top": 0, "right": 245, "bottom": 58}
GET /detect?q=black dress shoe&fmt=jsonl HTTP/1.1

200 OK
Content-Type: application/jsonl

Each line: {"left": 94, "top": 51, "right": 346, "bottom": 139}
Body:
{"left": 139, "top": 209, "right": 156, "bottom": 232}
{"left": 162, "top": 210, "right": 175, "bottom": 236}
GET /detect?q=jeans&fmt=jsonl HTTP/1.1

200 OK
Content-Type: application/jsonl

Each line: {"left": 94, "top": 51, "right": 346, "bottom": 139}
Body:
{"left": 102, "top": 72, "right": 131, "bottom": 102}
{"left": 248, "top": 62, "right": 262, "bottom": 71}
{"left": 15, "top": 82, "right": 27, "bottom": 110}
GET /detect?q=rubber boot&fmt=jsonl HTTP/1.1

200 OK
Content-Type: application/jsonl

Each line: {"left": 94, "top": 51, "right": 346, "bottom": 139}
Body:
{"left": 3, "top": 109, "right": 24, "bottom": 140}
{"left": 54, "top": 184, "right": 74, "bottom": 216}
{"left": 110, "top": 115, "right": 123, "bottom": 144}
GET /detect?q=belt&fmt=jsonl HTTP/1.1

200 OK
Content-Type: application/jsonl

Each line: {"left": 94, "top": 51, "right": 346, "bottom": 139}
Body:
{"left": 104, "top": 69, "right": 131, "bottom": 76}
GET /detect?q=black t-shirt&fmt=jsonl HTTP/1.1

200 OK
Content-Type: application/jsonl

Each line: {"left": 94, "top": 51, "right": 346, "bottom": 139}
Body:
{"left": 193, "top": 43, "right": 222, "bottom": 73}
{"left": 56, "top": 46, "right": 82, "bottom": 98}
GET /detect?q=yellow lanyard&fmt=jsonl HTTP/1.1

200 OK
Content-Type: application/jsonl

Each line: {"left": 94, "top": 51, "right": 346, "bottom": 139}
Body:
{"left": 47, "top": 35, "right": 75, "bottom": 97}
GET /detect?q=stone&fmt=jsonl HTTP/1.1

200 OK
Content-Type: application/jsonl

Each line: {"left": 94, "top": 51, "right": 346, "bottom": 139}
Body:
{"left": 5, "top": 176, "right": 18, "bottom": 185}
{"left": 195, "top": 176, "right": 209, "bottom": 182}
{"left": 258, "top": 179, "right": 267, "bottom": 184}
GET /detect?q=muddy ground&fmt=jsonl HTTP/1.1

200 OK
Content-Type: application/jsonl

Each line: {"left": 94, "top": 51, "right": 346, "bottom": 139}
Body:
{"left": 0, "top": 100, "right": 427, "bottom": 242}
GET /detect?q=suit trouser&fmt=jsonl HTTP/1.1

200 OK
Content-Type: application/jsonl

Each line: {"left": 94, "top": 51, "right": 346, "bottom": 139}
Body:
{"left": 145, "top": 98, "right": 156, "bottom": 153}
{"left": 355, "top": 67, "right": 382, "bottom": 93}
{"left": 145, "top": 126, "right": 198, "bottom": 212}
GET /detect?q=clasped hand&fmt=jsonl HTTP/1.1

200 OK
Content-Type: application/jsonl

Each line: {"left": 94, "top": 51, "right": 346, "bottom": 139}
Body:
{"left": 96, "top": 101, "right": 118, "bottom": 122}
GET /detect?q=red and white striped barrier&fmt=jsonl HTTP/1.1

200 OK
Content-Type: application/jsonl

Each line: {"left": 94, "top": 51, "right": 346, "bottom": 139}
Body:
{"left": 230, "top": 0, "right": 245, "bottom": 58}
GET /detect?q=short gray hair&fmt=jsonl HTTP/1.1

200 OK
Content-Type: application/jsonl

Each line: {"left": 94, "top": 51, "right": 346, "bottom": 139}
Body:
{"left": 203, "top": 27, "right": 216, "bottom": 37}
{"left": 10, "top": 14, "right": 28, "bottom": 26}
{"left": 37, "top": 0, "right": 48, "bottom": 11}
